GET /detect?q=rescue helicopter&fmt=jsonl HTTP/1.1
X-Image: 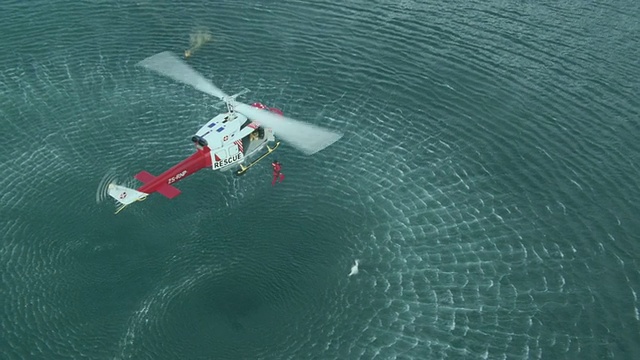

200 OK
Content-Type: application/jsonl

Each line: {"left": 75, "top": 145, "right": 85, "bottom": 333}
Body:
{"left": 105, "top": 51, "right": 343, "bottom": 214}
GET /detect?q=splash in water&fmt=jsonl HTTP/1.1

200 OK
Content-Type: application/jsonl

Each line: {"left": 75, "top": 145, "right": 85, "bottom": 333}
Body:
{"left": 348, "top": 260, "right": 359, "bottom": 277}
{"left": 184, "top": 27, "right": 213, "bottom": 59}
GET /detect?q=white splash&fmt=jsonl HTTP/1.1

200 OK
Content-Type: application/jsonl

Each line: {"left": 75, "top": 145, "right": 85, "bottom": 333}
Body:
{"left": 348, "top": 259, "right": 360, "bottom": 277}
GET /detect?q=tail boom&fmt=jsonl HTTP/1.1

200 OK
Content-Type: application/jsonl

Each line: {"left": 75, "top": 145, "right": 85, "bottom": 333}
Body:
{"left": 135, "top": 146, "right": 212, "bottom": 198}
{"left": 107, "top": 147, "right": 212, "bottom": 214}
{"left": 134, "top": 171, "right": 182, "bottom": 199}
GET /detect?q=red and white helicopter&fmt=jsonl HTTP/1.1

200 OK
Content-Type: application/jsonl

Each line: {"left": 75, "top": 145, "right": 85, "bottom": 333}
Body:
{"left": 105, "top": 51, "right": 342, "bottom": 214}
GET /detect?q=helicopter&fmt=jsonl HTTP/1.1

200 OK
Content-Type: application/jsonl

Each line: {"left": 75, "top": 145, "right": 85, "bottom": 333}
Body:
{"left": 105, "top": 51, "right": 343, "bottom": 214}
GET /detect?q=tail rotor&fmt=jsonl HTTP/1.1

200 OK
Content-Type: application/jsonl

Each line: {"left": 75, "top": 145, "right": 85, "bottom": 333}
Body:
{"left": 107, "top": 183, "right": 149, "bottom": 214}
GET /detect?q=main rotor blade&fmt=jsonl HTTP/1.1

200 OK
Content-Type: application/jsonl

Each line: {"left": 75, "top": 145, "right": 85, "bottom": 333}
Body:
{"left": 235, "top": 103, "right": 343, "bottom": 155}
{"left": 136, "top": 51, "right": 228, "bottom": 100}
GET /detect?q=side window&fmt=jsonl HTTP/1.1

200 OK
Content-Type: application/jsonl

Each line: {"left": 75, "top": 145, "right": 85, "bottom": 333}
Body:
{"left": 228, "top": 143, "right": 239, "bottom": 155}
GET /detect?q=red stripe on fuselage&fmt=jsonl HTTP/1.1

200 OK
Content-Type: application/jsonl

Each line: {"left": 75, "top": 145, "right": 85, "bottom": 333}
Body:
{"left": 136, "top": 147, "right": 212, "bottom": 195}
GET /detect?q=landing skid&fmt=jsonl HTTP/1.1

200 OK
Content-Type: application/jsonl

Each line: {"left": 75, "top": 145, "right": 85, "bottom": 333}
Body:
{"left": 235, "top": 141, "right": 280, "bottom": 176}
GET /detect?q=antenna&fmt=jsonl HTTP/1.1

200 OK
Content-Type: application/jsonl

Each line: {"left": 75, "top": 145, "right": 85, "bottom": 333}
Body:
{"left": 226, "top": 96, "right": 234, "bottom": 114}
{"left": 213, "top": 89, "right": 250, "bottom": 110}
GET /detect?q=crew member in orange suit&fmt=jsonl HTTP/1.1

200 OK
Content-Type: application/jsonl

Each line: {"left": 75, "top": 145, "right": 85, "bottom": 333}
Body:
{"left": 271, "top": 160, "right": 285, "bottom": 186}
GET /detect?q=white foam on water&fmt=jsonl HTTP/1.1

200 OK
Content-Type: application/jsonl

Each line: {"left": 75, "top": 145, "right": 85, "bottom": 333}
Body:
{"left": 348, "top": 259, "right": 360, "bottom": 277}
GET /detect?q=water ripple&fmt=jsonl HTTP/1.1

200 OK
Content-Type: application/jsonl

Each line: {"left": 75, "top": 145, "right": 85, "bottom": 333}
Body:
{"left": 1, "top": 0, "right": 639, "bottom": 359}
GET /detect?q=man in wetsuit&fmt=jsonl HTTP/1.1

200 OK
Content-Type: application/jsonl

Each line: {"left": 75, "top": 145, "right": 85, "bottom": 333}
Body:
{"left": 271, "top": 160, "right": 285, "bottom": 186}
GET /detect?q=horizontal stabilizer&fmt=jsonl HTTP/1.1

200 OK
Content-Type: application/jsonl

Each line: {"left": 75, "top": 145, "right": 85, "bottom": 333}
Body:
{"left": 135, "top": 171, "right": 156, "bottom": 184}
{"left": 135, "top": 170, "right": 180, "bottom": 199}
{"left": 156, "top": 184, "right": 181, "bottom": 199}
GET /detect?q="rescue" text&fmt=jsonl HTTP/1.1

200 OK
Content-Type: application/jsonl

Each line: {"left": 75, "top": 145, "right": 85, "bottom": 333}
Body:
{"left": 213, "top": 153, "right": 243, "bottom": 169}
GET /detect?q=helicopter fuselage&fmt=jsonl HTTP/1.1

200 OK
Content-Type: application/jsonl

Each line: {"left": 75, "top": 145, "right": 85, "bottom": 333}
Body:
{"left": 105, "top": 50, "right": 342, "bottom": 214}
{"left": 130, "top": 102, "right": 281, "bottom": 199}
{"left": 193, "top": 102, "right": 280, "bottom": 171}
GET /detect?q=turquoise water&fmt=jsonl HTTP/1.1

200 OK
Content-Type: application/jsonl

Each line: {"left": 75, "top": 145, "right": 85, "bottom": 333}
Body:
{"left": 1, "top": 0, "right": 639, "bottom": 359}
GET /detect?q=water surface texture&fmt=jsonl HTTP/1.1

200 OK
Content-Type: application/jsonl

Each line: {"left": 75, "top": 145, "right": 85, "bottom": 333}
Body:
{"left": 1, "top": 0, "right": 639, "bottom": 359}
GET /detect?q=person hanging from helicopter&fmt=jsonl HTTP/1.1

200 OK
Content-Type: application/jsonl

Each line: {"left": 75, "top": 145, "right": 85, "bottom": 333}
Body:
{"left": 271, "top": 160, "right": 285, "bottom": 186}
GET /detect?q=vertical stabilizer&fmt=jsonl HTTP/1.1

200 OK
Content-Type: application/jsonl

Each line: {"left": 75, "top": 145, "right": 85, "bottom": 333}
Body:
{"left": 107, "top": 183, "right": 149, "bottom": 214}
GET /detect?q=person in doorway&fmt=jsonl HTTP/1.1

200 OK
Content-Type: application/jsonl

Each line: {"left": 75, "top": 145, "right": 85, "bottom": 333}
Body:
{"left": 271, "top": 160, "right": 285, "bottom": 186}
{"left": 250, "top": 129, "right": 259, "bottom": 141}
